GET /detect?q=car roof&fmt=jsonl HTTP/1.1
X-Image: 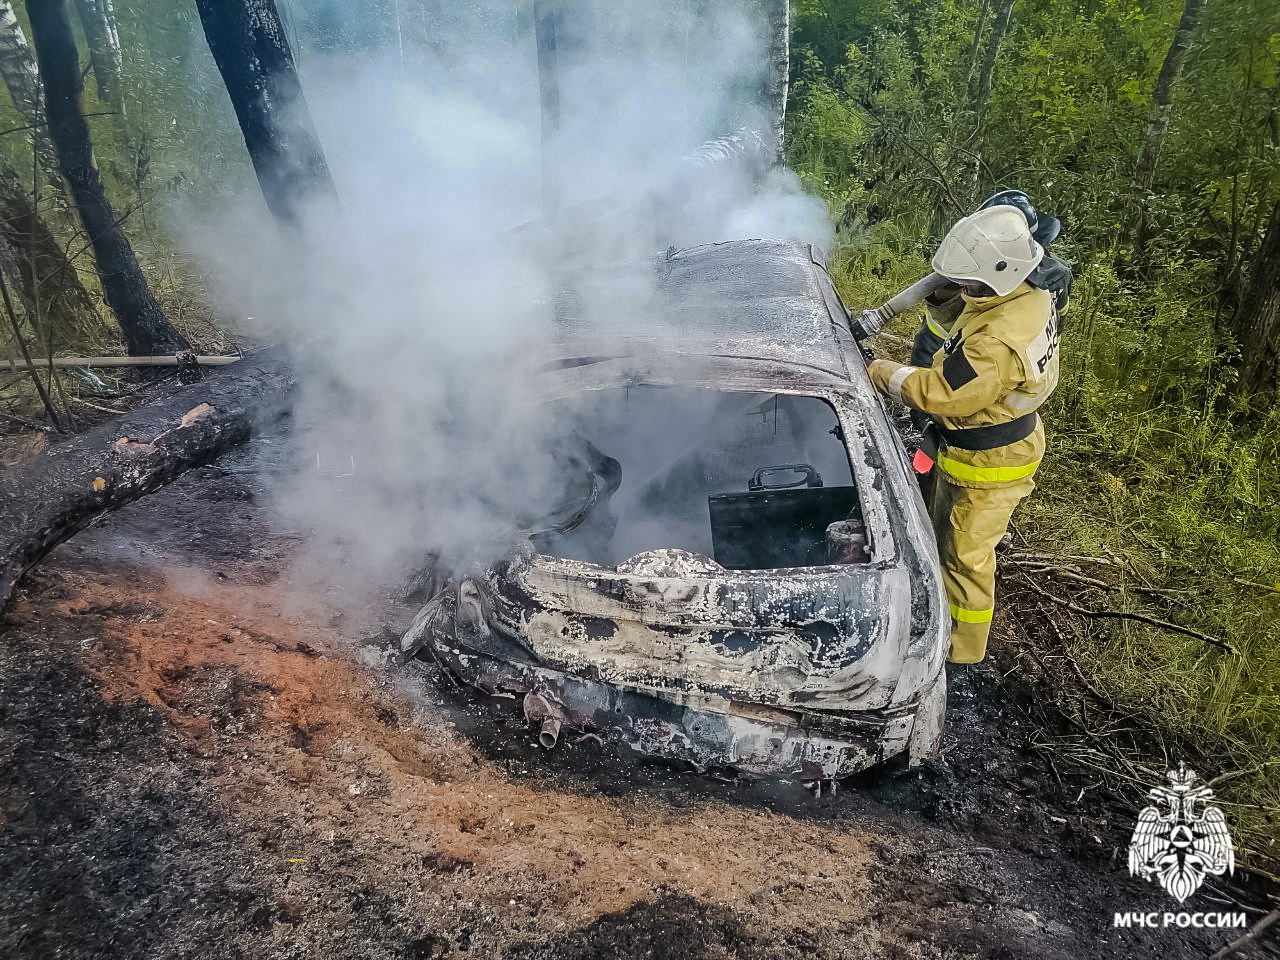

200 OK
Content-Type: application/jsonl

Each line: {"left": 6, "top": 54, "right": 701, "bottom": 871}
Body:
{"left": 548, "top": 239, "right": 855, "bottom": 381}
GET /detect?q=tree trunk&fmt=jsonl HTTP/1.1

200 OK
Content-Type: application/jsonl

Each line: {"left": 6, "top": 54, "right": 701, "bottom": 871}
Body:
{"left": 420, "top": 0, "right": 446, "bottom": 58}
{"left": 0, "top": 347, "right": 294, "bottom": 612}
{"left": 0, "top": 2, "right": 64, "bottom": 190}
{"left": 70, "top": 0, "right": 123, "bottom": 115}
{"left": 26, "top": 0, "right": 187, "bottom": 355}
{"left": 972, "top": 0, "right": 1015, "bottom": 122}
{"left": 964, "top": 0, "right": 1015, "bottom": 200}
{"left": 193, "top": 0, "right": 335, "bottom": 226}
{"left": 0, "top": 2, "right": 90, "bottom": 329}
{"left": 533, "top": 0, "right": 562, "bottom": 217}
{"left": 964, "top": 0, "right": 991, "bottom": 93}
{"left": 1124, "top": 0, "right": 1208, "bottom": 246}
{"left": 0, "top": 1, "right": 40, "bottom": 115}
{"left": 763, "top": 0, "right": 790, "bottom": 165}
{"left": 0, "top": 160, "right": 97, "bottom": 338}
{"left": 0, "top": 4, "right": 93, "bottom": 334}
{"left": 1231, "top": 200, "right": 1280, "bottom": 410}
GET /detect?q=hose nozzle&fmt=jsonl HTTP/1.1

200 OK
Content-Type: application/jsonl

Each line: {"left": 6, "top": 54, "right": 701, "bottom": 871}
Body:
{"left": 851, "top": 273, "right": 952, "bottom": 341}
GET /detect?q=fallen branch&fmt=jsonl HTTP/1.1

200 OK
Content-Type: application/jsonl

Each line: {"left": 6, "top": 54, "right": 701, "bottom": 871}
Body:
{"left": 1, "top": 354, "right": 242, "bottom": 371}
{"left": 0, "top": 408, "right": 54, "bottom": 431}
{"left": 1208, "top": 908, "right": 1279, "bottom": 960}
{"left": 1005, "top": 552, "right": 1198, "bottom": 596}
{"left": 1007, "top": 551, "right": 1123, "bottom": 568}
{"left": 1014, "top": 574, "right": 1239, "bottom": 655}
{"left": 870, "top": 331, "right": 913, "bottom": 348}
{"left": 1105, "top": 545, "right": 1153, "bottom": 586}
{"left": 1032, "top": 567, "right": 1113, "bottom": 591}
{"left": 1232, "top": 576, "right": 1280, "bottom": 596}
{"left": 67, "top": 396, "right": 127, "bottom": 415}
{"left": 1063, "top": 648, "right": 1111, "bottom": 706}
{"left": 0, "top": 346, "right": 293, "bottom": 611}
{"left": 1131, "top": 584, "right": 1197, "bottom": 597}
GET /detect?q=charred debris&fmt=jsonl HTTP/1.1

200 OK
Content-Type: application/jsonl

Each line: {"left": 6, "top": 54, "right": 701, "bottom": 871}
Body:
{"left": 400, "top": 240, "right": 949, "bottom": 787}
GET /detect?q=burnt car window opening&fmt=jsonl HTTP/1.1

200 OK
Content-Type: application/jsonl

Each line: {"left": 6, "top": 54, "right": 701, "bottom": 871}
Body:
{"left": 531, "top": 386, "right": 867, "bottom": 570}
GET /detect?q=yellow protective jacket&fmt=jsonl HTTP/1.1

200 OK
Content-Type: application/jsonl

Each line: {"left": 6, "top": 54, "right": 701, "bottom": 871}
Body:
{"left": 872, "top": 282, "right": 1060, "bottom": 488}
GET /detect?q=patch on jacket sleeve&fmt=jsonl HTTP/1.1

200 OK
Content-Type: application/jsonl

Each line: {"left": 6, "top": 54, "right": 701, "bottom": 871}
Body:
{"left": 1023, "top": 310, "right": 1062, "bottom": 382}
{"left": 942, "top": 342, "right": 979, "bottom": 389}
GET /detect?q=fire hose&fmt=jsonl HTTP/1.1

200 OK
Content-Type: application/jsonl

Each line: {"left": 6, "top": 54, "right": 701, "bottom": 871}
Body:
{"left": 851, "top": 272, "right": 951, "bottom": 341}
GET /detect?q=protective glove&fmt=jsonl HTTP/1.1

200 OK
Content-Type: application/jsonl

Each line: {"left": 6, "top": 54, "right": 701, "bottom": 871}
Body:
{"left": 867, "top": 359, "right": 903, "bottom": 394}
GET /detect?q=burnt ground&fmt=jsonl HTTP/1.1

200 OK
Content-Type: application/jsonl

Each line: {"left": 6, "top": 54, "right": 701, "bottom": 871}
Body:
{"left": 1, "top": 431, "right": 1277, "bottom": 960}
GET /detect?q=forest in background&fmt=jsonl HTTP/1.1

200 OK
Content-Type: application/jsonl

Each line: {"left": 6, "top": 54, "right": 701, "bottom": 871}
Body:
{"left": 787, "top": 0, "right": 1280, "bottom": 870}
{"left": 0, "top": 0, "right": 1275, "bottom": 875}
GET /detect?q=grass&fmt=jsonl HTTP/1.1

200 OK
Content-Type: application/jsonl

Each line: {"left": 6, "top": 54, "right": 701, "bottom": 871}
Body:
{"left": 825, "top": 230, "right": 1280, "bottom": 875}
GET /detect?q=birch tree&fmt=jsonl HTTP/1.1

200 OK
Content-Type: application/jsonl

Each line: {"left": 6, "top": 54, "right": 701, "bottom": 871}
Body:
{"left": 70, "top": 0, "right": 123, "bottom": 114}
{"left": 964, "top": 0, "right": 1016, "bottom": 199}
{"left": 0, "top": 2, "right": 94, "bottom": 335}
{"left": 0, "top": 1, "right": 39, "bottom": 115}
{"left": 972, "top": 0, "right": 1015, "bottom": 121}
{"left": 1125, "top": 0, "right": 1209, "bottom": 246}
{"left": 0, "top": 1, "right": 62, "bottom": 182}
{"left": 26, "top": 0, "right": 187, "bottom": 355}
{"left": 533, "top": 0, "right": 561, "bottom": 215}
{"left": 763, "top": 0, "right": 790, "bottom": 165}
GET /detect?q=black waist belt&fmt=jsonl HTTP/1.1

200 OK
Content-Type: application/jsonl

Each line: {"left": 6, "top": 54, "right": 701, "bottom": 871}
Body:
{"left": 936, "top": 411, "right": 1039, "bottom": 451}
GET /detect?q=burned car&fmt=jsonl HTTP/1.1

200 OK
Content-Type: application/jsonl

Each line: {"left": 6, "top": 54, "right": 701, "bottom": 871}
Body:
{"left": 403, "top": 239, "right": 949, "bottom": 780}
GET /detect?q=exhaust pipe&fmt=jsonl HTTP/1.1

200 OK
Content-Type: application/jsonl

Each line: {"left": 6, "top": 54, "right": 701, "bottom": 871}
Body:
{"left": 539, "top": 717, "right": 562, "bottom": 749}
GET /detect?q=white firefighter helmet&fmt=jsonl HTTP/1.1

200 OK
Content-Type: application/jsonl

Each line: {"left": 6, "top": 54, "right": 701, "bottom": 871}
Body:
{"left": 932, "top": 205, "right": 1045, "bottom": 297}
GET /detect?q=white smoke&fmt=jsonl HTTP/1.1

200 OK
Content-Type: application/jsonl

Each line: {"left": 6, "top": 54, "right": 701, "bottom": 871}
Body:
{"left": 177, "top": 0, "right": 832, "bottom": 586}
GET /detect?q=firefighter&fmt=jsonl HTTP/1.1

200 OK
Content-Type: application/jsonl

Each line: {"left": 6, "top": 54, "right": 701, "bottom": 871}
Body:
{"left": 905, "top": 192, "right": 1070, "bottom": 508}
{"left": 867, "top": 204, "right": 1061, "bottom": 663}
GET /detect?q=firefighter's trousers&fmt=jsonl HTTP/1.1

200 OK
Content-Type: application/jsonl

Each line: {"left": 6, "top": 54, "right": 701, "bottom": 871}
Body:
{"left": 929, "top": 470, "right": 1035, "bottom": 663}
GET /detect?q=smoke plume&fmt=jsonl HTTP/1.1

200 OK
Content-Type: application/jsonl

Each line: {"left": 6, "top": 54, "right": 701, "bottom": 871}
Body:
{"left": 178, "top": 0, "right": 833, "bottom": 587}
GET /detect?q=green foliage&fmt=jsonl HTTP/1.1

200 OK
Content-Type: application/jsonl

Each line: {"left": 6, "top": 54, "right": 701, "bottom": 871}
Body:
{"left": 786, "top": 69, "right": 868, "bottom": 215}
{"left": 791, "top": 0, "right": 1280, "bottom": 256}
{"left": 793, "top": 0, "right": 1280, "bottom": 867}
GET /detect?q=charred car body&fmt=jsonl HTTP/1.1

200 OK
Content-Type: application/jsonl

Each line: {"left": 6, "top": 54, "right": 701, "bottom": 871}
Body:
{"left": 403, "top": 239, "right": 949, "bottom": 780}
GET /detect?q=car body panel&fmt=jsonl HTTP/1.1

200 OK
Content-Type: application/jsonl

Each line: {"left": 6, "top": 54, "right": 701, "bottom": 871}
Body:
{"left": 404, "top": 239, "right": 949, "bottom": 780}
